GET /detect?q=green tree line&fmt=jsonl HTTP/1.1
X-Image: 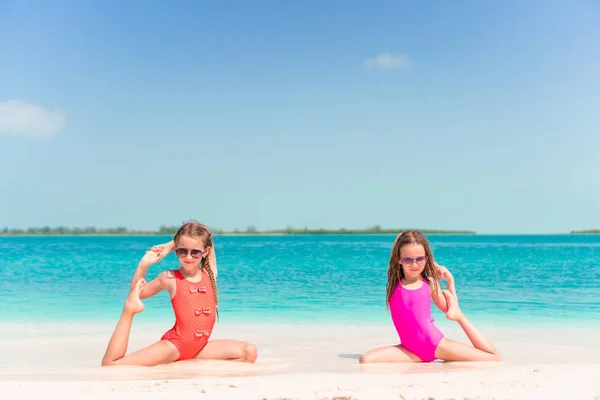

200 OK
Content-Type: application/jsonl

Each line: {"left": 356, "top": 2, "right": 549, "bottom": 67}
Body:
{"left": 0, "top": 225, "right": 476, "bottom": 235}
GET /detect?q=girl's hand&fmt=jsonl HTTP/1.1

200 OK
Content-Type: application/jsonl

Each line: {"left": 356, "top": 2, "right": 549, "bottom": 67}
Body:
{"left": 435, "top": 263, "right": 454, "bottom": 282}
{"left": 140, "top": 249, "right": 162, "bottom": 266}
{"left": 150, "top": 241, "right": 174, "bottom": 262}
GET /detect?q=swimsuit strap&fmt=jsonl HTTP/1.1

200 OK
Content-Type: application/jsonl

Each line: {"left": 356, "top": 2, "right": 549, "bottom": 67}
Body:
{"left": 172, "top": 269, "right": 205, "bottom": 285}
{"left": 173, "top": 269, "right": 184, "bottom": 280}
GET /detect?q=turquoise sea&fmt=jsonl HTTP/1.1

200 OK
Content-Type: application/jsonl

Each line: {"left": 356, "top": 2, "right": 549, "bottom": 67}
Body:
{"left": 1, "top": 234, "right": 600, "bottom": 328}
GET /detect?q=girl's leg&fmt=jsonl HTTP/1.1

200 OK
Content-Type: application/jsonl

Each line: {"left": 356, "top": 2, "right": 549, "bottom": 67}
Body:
{"left": 435, "top": 291, "right": 501, "bottom": 362}
{"left": 193, "top": 339, "right": 258, "bottom": 363}
{"left": 101, "top": 279, "right": 180, "bottom": 367}
{"left": 359, "top": 345, "right": 422, "bottom": 363}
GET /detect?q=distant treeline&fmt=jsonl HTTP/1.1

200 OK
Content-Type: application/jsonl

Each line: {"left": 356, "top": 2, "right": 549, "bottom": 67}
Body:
{"left": 224, "top": 225, "right": 476, "bottom": 235}
{"left": 570, "top": 230, "right": 600, "bottom": 234}
{"left": 1, "top": 226, "right": 138, "bottom": 235}
{"left": 0, "top": 225, "right": 476, "bottom": 236}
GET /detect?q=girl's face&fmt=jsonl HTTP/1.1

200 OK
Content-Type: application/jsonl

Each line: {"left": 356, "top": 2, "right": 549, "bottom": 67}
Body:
{"left": 399, "top": 243, "right": 428, "bottom": 280}
{"left": 174, "top": 235, "right": 208, "bottom": 271}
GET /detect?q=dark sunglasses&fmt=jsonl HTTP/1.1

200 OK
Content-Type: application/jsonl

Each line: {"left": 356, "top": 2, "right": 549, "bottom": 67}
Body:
{"left": 400, "top": 256, "right": 428, "bottom": 265}
{"left": 175, "top": 248, "right": 206, "bottom": 259}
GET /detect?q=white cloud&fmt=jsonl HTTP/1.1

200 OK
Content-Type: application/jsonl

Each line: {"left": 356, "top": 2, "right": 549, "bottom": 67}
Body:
{"left": 362, "top": 53, "right": 411, "bottom": 70}
{"left": 0, "top": 100, "right": 66, "bottom": 138}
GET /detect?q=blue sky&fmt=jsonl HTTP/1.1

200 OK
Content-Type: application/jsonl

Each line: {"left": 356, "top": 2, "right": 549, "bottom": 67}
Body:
{"left": 0, "top": 0, "right": 599, "bottom": 234}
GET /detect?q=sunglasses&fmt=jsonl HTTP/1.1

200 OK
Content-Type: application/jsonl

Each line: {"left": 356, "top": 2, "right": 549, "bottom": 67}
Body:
{"left": 400, "top": 256, "right": 428, "bottom": 265}
{"left": 175, "top": 248, "right": 206, "bottom": 259}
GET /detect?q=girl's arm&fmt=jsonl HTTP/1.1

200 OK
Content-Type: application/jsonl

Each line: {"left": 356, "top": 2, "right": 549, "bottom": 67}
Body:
{"left": 130, "top": 250, "right": 168, "bottom": 299}
{"left": 431, "top": 285, "right": 449, "bottom": 313}
{"left": 431, "top": 264, "right": 457, "bottom": 313}
{"left": 445, "top": 276, "right": 457, "bottom": 298}
{"left": 437, "top": 264, "right": 457, "bottom": 299}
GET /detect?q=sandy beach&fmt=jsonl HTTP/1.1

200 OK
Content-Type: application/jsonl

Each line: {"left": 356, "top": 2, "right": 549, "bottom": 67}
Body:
{"left": 1, "top": 321, "right": 599, "bottom": 399}
{"left": 3, "top": 364, "right": 600, "bottom": 400}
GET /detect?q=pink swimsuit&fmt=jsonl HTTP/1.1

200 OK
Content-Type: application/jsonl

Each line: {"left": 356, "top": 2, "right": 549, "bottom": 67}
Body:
{"left": 389, "top": 278, "right": 444, "bottom": 362}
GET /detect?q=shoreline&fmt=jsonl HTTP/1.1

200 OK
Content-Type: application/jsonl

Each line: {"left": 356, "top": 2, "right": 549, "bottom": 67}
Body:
{"left": 3, "top": 313, "right": 600, "bottom": 330}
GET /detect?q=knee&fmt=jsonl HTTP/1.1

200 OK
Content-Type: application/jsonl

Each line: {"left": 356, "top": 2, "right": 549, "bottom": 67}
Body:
{"left": 358, "top": 353, "right": 372, "bottom": 364}
{"left": 101, "top": 358, "right": 113, "bottom": 367}
{"left": 243, "top": 343, "right": 258, "bottom": 363}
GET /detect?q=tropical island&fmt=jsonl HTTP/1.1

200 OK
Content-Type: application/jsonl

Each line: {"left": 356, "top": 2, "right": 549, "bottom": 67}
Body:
{"left": 570, "top": 230, "right": 600, "bottom": 234}
{"left": 0, "top": 225, "right": 476, "bottom": 236}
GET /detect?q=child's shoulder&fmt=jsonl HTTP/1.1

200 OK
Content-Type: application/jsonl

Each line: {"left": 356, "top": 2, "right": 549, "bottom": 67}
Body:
{"left": 161, "top": 269, "right": 179, "bottom": 280}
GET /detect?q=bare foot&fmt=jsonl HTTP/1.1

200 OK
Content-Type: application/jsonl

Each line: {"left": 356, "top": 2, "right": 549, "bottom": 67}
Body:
{"left": 124, "top": 278, "right": 146, "bottom": 314}
{"left": 442, "top": 290, "right": 464, "bottom": 321}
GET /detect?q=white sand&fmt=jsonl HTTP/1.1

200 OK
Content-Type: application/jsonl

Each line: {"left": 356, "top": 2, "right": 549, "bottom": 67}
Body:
{"left": 1, "top": 321, "right": 599, "bottom": 399}
{"left": 2, "top": 365, "right": 600, "bottom": 399}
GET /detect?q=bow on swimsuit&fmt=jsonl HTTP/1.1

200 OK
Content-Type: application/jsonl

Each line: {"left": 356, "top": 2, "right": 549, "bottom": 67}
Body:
{"left": 389, "top": 278, "right": 444, "bottom": 362}
{"left": 161, "top": 269, "right": 217, "bottom": 360}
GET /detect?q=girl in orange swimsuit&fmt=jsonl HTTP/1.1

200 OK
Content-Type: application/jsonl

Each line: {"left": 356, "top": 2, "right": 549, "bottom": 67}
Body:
{"left": 101, "top": 220, "right": 258, "bottom": 367}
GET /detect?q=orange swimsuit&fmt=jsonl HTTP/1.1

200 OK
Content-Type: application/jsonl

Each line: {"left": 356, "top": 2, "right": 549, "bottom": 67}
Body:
{"left": 161, "top": 269, "right": 217, "bottom": 360}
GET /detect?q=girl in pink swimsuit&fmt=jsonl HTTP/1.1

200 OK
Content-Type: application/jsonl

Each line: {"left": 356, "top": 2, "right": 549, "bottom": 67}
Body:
{"left": 359, "top": 230, "right": 501, "bottom": 363}
{"left": 101, "top": 220, "right": 258, "bottom": 367}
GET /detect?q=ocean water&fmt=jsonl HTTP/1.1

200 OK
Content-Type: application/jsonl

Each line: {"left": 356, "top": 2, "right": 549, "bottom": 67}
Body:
{"left": 1, "top": 234, "right": 600, "bottom": 328}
